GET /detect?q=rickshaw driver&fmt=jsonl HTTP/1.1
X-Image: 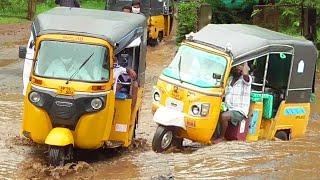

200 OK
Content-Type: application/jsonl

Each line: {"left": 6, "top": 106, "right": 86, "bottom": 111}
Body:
{"left": 122, "top": 6, "right": 132, "bottom": 13}
{"left": 43, "top": 51, "right": 92, "bottom": 81}
{"left": 214, "top": 62, "right": 252, "bottom": 144}
{"left": 113, "top": 57, "right": 138, "bottom": 109}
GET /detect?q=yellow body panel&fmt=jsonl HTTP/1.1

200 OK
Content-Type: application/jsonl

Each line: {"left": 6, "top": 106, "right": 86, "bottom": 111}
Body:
{"left": 246, "top": 102, "right": 263, "bottom": 142}
{"left": 73, "top": 91, "right": 115, "bottom": 149}
{"left": 22, "top": 87, "right": 52, "bottom": 144}
{"left": 148, "top": 15, "right": 165, "bottom": 39}
{"left": 260, "top": 102, "right": 310, "bottom": 140}
{"left": 153, "top": 78, "right": 224, "bottom": 143}
{"left": 45, "top": 128, "right": 74, "bottom": 146}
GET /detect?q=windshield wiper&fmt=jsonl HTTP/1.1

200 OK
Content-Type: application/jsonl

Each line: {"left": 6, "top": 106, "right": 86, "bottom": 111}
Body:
{"left": 66, "top": 52, "right": 94, "bottom": 84}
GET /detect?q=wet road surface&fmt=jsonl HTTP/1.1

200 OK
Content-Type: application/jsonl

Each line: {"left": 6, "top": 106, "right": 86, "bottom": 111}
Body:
{"left": 0, "top": 23, "right": 319, "bottom": 179}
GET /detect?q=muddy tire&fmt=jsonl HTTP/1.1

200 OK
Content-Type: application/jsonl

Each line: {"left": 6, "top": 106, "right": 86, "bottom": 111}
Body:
{"left": 152, "top": 126, "right": 173, "bottom": 153}
{"left": 172, "top": 137, "right": 183, "bottom": 149}
{"left": 275, "top": 130, "right": 289, "bottom": 141}
{"left": 148, "top": 38, "right": 158, "bottom": 47}
{"left": 48, "top": 145, "right": 73, "bottom": 166}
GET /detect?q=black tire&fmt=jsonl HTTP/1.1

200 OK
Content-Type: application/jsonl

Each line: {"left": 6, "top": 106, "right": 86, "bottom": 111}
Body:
{"left": 172, "top": 137, "right": 183, "bottom": 149}
{"left": 152, "top": 126, "right": 173, "bottom": 153}
{"left": 148, "top": 38, "right": 158, "bottom": 47}
{"left": 48, "top": 145, "right": 73, "bottom": 166}
{"left": 275, "top": 130, "right": 289, "bottom": 141}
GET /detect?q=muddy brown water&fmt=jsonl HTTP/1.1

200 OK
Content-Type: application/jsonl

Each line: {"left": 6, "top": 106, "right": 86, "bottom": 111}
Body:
{"left": 0, "top": 24, "right": 319, "bottom": 179}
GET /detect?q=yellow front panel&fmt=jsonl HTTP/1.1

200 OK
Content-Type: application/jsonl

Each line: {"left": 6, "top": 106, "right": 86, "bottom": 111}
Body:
{"left": 22, "top": 95, "right": 52, "bottom": 144}
{"left": 74, "top": 92, "right": 114, "bottom": 149}
{"left": 155, "top": 79, "right": 223, "bottom": 143}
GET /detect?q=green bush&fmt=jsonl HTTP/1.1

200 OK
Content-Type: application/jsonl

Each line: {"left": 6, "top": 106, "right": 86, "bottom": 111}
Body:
{"left": 176, "top": 1, "right": 200, "bottom": 44}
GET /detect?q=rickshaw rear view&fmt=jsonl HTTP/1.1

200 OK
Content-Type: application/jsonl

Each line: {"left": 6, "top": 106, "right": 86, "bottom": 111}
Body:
{"left": 106, "top": 0, "right": 174, "bottom": 46}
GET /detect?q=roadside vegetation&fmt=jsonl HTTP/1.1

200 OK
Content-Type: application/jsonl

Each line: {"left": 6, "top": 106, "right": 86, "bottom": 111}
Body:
{"left": 0, "top": 0, "right": 105, "bottom": 24}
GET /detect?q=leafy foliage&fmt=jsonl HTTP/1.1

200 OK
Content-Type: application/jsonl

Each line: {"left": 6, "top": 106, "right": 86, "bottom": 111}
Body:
{"left": 176, "top": 1, "right": 200, "bottom": 44}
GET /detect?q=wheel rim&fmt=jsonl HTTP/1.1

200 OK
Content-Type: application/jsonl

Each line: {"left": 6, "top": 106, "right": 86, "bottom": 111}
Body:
{"left": 161, "top": 130, "right": 173, "bottom": 149}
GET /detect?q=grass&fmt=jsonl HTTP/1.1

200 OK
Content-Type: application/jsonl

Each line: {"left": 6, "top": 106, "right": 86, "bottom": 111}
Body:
{"left": 0, "top": 0, "right": 106, "bottom": 24}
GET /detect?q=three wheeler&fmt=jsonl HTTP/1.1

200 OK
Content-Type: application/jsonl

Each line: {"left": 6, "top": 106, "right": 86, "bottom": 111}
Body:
{"left": 151, "top": 24, "right": 318, "bottom": 152}
{"left": 18, "top": 7, "right": 147, "bottom": 165}
{"left": 106, "top": 0, "right": 174, "bottom": 46}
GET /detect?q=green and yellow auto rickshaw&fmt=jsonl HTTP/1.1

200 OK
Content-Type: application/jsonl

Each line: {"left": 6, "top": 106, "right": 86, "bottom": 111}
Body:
{"left": 106, "top": 0, "right": 174, "bottom": 46}
{"left": 151, "top": 24, "right": 317, "bottom": 152}
{"left": 18, "top": 7, "right": 147, "bottom": 165}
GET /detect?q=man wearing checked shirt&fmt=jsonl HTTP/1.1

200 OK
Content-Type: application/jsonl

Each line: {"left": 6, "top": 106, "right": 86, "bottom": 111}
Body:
{"left": 214, "top": 62, "right": 252, "bottom": 144}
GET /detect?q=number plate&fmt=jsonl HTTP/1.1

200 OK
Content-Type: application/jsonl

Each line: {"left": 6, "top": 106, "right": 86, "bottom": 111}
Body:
{"left": 57, "top": 86, "right": 74, "bottom": 95}
{"left": 165, "top": 97, "right": 184, "bottom": 112}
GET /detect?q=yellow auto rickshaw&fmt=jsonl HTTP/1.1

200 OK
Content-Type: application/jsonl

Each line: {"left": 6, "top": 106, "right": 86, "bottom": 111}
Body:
{"left": 18, "top": 7, "right": 147, "bottom": 165}
{"left": 151, "top": 24, "right": 318, "bottom": 152}
{"left": 106, "top": 0, "right": 174, "bottom": 46}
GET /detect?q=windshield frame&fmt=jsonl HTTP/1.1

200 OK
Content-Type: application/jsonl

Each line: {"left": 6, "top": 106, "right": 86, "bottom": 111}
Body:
{"left": 33, "top": 40, "right": 111, "bottom": 84}
{"left": 163, "top": 44, "right": 229, "bottom": 88}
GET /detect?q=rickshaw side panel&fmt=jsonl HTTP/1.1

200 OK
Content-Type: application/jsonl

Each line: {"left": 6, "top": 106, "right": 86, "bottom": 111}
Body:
{"left": 260, "top": 101, "right": 310, "bottom": 140}
{"left": 22, "top": 85, "right": 52, "bottom": 144}
{"left": 108, "top": 99, "right": 132, "bottom": 147}
{"left": 73, "top": 92, "right": 115, "bottom": 149}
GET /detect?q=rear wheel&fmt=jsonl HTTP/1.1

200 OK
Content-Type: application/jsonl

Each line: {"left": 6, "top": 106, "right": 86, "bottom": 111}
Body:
{"left": 275, "top": 130, "right": 289, "bottom": 141}
{"left": 48, "top": 145, "right": 73, "bottom": 166}
{"left": 152, "top": 126, "right": 173, "bottom": 153}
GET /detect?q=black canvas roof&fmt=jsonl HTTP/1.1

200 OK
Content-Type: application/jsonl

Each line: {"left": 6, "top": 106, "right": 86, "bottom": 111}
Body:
{"left": 33, "top": 7, "right": 146, "bottom": 53}
{"left": 191, "top": 24, "right": 317, "bottom": 65}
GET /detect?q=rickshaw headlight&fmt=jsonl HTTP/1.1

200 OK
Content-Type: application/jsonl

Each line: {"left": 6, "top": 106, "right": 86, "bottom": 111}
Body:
{"left": 153, "top": 88, "right": 161, "bottom": 102}
{"left": 191, "top": 105, "right": 200, "bottom": 115}
{"left": 200, "top": 103, "right": 210, "bottom": 116}
{"left": 154, "top": 92, "right": 161, "bottom": 102}
{"left": 91, "top": 98, "right": 103, "bottom": 110}
{"left": 29, "top": 91, "right": 41, "bottom": 104}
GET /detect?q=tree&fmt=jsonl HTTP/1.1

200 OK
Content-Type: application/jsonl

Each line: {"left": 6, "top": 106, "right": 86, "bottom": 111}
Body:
{"left": 27, "top": 0, "right": 36, "bottom": 20}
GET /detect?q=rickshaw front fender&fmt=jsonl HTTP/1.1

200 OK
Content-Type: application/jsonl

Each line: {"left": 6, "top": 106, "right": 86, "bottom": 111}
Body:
{"left": 45, "top": 128, "right": 74, "bottom": 147}
{"left": 153, "top": 107, "right": 186, "bottom": 130}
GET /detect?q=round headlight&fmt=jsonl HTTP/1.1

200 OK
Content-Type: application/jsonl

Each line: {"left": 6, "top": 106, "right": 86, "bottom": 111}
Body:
{"left": 91, "top": 98, "right": 103, "bottom": 110}
{"left": 153, "top": 92, "right": 160, "bottom": 102}
{"left": 191, "top": 105, "right": 200, "bottom": 115}
{"left": 29, "top": 91, "right": 41, "bottom": 103}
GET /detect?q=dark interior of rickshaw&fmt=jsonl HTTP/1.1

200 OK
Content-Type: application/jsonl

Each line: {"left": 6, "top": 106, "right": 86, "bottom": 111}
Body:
{"left": 248, "top": 53, "right": 292, "bottom": 118}
{"left": 115, "top": 46, "right": 140, "bottom": 99}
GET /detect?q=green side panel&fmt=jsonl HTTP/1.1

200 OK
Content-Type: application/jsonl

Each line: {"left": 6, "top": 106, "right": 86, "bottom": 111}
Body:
{"left": 250, "top": 93, "right": 274, "bottom": 119}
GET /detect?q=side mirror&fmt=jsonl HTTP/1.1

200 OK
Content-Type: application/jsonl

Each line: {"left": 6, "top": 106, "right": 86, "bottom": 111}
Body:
{"left": 212, "top": 73, "right": 222, "bottom": 80}
{"left": 19, "top": 46, "right": 27, "bottom": 59}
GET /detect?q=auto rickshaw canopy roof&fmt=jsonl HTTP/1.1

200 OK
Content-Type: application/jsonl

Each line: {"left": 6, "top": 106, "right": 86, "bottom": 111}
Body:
{"left": 32, "top": 7, "right": 146, "bottom": 54}
{"left": 190, "top": 24, "right": 317, "bottom": 65}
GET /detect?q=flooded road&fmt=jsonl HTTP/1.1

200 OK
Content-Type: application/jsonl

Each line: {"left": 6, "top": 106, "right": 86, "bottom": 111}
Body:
{"left": 0, "top": 23, "right": 319, "bottom": 179}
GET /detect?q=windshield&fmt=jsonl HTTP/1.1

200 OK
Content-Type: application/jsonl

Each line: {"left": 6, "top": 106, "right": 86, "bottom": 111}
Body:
{"left": 34, "top": 41, "right": 109, "bottom": 82}
{"left": 163, "top": 45, "right": 227, "bottom": 88}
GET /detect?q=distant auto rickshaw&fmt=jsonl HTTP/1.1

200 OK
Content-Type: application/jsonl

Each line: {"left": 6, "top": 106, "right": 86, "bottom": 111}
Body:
{"left": 151, "top": 24, "right": 318, "bottom": 152}
{"left": 18, "top": 7, "right": 147, "bottom": 165}
{"left": 106, "top": 0, "right": 174, "bottom": 46}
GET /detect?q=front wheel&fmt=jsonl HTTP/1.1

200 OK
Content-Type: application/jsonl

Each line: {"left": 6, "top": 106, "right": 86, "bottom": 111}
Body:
{"left": 152, "top": 126, "right": 173, "bottom": 153}
{"left": 48, "top": 145, "right": 73, "bottom": 166}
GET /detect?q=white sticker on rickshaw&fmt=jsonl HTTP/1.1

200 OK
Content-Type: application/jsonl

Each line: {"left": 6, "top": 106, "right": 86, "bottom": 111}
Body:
{"left": 115, "top": 124, "right": 127, "bottom": 132}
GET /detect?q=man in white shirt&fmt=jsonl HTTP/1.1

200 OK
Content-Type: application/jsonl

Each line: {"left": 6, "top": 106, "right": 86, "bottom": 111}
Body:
{"left": 214, "top": 62, "right": 252, "bottom": 144}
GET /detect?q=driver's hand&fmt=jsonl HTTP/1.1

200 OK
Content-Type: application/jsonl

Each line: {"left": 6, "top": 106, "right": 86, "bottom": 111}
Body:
{"left": 127, "top": 69, "right": 137, "bottom": 80}
{"left": 242, "top": 62, "right": 250, "bottom": 75}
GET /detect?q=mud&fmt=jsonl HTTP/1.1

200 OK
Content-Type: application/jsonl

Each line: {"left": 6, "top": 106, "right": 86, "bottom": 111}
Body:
{"left": 0, "top": 22, "right": 319, "bottom": 179}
